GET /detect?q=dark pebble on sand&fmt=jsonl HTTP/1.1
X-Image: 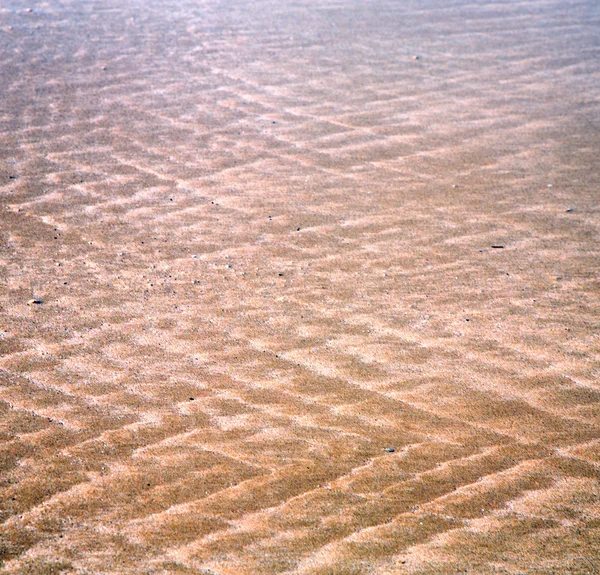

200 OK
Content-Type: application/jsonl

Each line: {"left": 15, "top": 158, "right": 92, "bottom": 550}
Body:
{"left": 491, "top": 245, "right": 504, "bottom": 249}
{"left": 384, "top": 447, "right": 395, "bottom": 453}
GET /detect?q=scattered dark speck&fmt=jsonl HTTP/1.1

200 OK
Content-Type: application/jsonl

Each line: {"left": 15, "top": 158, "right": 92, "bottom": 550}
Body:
{"left": 278, "top": 273, "right": 284, "bottom": 276}
{"left": 189, "top": 398, "right": 194, "bottom": 401}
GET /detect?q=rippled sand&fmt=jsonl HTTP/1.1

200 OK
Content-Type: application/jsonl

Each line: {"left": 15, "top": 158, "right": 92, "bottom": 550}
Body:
{"left": 1, "top": 0, "right": 599, "bottom": 573}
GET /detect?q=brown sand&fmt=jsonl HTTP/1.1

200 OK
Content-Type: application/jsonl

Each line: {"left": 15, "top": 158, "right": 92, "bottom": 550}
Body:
{"left": 1, "top": 0, "right": 600, "bottom": 573}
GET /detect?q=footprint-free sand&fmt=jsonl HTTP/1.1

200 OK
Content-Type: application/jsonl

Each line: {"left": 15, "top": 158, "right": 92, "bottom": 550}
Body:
{"left": 1, "top": 0, "right": 599, "bottom": 573}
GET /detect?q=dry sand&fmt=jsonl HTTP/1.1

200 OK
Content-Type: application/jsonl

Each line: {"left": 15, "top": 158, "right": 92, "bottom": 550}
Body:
{"left": 1, "top": 0, "right": 600, "bottom": 573}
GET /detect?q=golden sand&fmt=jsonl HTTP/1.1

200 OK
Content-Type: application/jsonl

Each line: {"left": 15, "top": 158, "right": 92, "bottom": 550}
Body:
{"left": 1, "top": 0, "right": 599, "bottom": 573}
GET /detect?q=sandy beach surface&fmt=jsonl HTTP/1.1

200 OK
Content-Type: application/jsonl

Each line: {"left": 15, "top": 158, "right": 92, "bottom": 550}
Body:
{"left": 1, "top": 0, "right": 599, "bottom": 573}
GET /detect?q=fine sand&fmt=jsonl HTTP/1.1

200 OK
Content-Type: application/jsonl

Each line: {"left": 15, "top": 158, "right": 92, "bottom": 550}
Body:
{"left": 1, "top": 0, "right": 599, "bottom": 573}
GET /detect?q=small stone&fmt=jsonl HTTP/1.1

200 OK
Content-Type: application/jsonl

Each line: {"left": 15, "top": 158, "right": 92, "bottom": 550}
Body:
{"left": 413, "top": 55, "right": 420, "bottom": 60}
{"left": 192, "top": 280, "right": 201, "bottom": 284}
{"left": 27, "top": 299, "right": 43, "bottom": 305}
{"left": 452, "top": 184, "right": 458, "bottom": 188}
{"left": 566, "top": 208, "right": 574, "bottom": 213}
{"left": 384, "top": 447, "right": 395, "bottom": 453}
{"left": 25, "top": 8, "right": 33, "bottom": 12}
{"left": 491, "top": 245, "right": 504, "bottom": 249}
{"left": 278, "top": 273, "right": 284, "bottom": 277}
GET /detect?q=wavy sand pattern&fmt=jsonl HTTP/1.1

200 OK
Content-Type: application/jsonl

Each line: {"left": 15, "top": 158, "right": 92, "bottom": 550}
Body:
{"left": 1, "top": 0, "right": 600, "bottom": 573}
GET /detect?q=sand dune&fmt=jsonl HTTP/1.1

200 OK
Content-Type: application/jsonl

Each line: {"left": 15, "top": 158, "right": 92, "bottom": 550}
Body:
{"left": 1, "top": 0, "right": 599, "bottom": 573}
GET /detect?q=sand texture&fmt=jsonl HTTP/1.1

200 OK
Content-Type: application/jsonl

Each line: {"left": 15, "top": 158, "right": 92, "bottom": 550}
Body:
{"left": 1, "top": 0, "right": 600, "bottom": 573}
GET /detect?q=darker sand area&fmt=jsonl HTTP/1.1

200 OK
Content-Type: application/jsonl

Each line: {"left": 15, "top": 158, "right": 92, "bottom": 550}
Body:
{"left": 1, "top": 0, "right": 600, "bottom": 573}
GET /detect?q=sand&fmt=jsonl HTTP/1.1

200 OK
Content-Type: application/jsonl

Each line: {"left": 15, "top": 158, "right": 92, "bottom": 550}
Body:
{"left": 1, "top": 0, "right": 599, "bottom": 573}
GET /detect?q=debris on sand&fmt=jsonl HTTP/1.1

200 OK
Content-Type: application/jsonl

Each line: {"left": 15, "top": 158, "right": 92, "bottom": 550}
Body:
{"left": 27, "top": 299, "right": 43, "bottom": 305}
{"left": 491, "top": 245, "right": 505, "bottom": 249}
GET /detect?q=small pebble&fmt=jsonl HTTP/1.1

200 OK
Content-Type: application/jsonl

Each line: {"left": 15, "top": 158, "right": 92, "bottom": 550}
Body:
{"left": 566, "top": 208, "right": 574, "bottom": 213}
{"left": 383, "top": 447, "right": 395, "bottom": 453}
{"left": 491, "top": 245, "right": 504, "bottom": 249}
{"left": 413, "top": 55, "right": 420, "bottom": 60}
{"left": 27, "top": 299, "right": 43, "bottom": 305}
{"left": 278, "top": 273, "right": 284, "bottom": 277}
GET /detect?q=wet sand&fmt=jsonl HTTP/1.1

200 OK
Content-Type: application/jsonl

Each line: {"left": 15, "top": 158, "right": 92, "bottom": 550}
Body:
{"left": 1, "top": 0, "right": 600, "bottom": 573}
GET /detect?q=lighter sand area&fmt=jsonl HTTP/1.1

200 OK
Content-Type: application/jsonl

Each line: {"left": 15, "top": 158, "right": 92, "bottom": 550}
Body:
{"left": 1, "top": 0, "right": 600, "bottom": 573}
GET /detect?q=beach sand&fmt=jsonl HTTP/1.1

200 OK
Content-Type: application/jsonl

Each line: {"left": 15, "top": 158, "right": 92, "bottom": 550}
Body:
{"left": 1, "top": 0, "right": 599, "bottom": 573}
